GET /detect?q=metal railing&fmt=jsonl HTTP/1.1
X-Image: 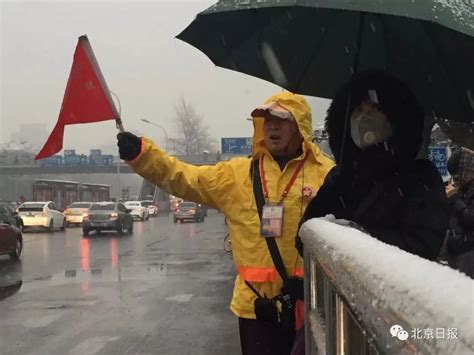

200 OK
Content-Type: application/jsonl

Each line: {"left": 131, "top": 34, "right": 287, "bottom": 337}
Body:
{"left": 300, "top": 219, "right": 473, "bottom": 355}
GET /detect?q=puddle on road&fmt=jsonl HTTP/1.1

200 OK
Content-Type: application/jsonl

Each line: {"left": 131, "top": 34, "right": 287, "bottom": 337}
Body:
{"left": 17, "top": 261, "right": 188, "bottom": 294}
{"left": 2, "top": 259, "right": 214, "bottom": 299}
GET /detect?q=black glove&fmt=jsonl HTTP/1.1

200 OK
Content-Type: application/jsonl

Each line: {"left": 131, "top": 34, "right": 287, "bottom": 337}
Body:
{"left": 117, "top": 132, "right": 141, "bottom": 161}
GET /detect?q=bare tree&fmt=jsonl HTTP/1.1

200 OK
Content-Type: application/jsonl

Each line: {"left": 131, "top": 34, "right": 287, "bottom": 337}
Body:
{"left": 168, "top": 98, "right": 217, "bottom": 155}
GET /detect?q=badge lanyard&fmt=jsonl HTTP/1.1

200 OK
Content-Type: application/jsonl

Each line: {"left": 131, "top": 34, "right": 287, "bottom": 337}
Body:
{"left": 259, "top": 152, "right": 308, "bottom": 238}
{"left": 259, "top": 151, "right": 309, "bottom": 203}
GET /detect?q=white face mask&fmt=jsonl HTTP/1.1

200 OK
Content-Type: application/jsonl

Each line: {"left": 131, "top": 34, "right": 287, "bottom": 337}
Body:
{"left": 350, "top": 110, "right": 393, "bottom": 149}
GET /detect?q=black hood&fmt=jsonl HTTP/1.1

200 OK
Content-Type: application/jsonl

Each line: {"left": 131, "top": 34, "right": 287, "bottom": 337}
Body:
{"left": 325, "top": 71, "right": 424, "bottom": 168}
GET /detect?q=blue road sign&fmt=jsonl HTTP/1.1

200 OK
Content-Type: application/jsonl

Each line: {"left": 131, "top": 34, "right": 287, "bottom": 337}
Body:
{"left": 40, "top": 155, "right": 63, "bottom": 167}
{"left": 64, "top": 149, "right": 76, "bottom": 157}
{"left": 102, "top": 155, "right": 114, "bottom": 166}
{"left": 221, "top": 137, "right": 252, "bottom": 155}
{"left": 427, "top": 146, "right": 449, "bottom": 177}
{"left": 64, "top": 156, "right": 82, "bottom": 166}
{"left": 79, "top": 155, "right": 88, "bottom": 165}
{"left": 89, "top": 154, "right": 113, "bottom": 166}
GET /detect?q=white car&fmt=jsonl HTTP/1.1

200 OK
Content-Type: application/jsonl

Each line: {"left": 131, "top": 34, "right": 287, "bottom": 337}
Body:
{"left": 141, "top": 200, "right": 158, "bottom": 217}
{"left": 124, "top": 201, "right": 149, "bottom": 221}
{"left": 18, "top": 201, "right": 66, "bottom": 231}
{"left": 64, "top": 202, "right": 92, "bottom": 225}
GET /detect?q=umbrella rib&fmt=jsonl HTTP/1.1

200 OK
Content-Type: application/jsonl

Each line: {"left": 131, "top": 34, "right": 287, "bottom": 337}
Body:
{"left": 352, "top": 12, "right": 367, "bottom": 74}
{"left": 221, "top": 9, "right": 288, "bottom": 80}
{"left": 338, "top": 12, "right": 366, "bottom": 172}
{"left": 380, "top": 13, "right": 390, "bottom": 74}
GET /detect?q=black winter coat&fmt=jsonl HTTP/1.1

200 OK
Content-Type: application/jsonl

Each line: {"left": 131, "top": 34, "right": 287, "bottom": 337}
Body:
{"left": 298, "top": 71, "right": 450, "bottom": 261}
{"left": 447, "top": 186, "right": 474, "bottom": 256}
{"left": 298, "top": 160, "right": 448, "bottom": 261}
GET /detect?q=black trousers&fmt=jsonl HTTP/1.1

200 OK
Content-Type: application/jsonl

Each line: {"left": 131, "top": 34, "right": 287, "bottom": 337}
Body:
{"left": 239, "top": 318, "right": 295, "bottom": 355}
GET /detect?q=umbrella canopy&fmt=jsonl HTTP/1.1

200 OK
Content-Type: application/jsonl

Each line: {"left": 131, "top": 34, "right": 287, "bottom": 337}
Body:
{"left": 177, "top": 0, "right": 474, "bottom": 129}
{"left": 437, "top": 119, "right": 474, "bottom": 150}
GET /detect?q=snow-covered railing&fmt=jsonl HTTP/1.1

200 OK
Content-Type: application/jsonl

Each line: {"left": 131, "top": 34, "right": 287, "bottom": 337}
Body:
{"left": 299, "top": 218, "right": 473, "bottom": 355}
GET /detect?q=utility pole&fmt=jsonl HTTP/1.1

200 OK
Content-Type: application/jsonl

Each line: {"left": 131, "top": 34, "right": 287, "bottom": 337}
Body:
{"left": 110, "top": 90, "right": 122, "bottom": 201}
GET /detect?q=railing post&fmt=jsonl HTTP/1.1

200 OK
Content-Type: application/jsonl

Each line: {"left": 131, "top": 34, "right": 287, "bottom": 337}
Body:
{"left": 304, "top": 247, "right": 314, "bottom": 355}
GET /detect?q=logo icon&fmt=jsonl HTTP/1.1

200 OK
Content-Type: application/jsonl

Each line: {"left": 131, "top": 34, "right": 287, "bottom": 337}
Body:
{"left": 301, "top": 186, "right": 313, "bottom": 198}
{"left": 390, "top": 325, "right": 409, "bottom": 341}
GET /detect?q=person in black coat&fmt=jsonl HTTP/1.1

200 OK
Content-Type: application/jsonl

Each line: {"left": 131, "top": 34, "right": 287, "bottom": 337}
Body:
{"left": 297, "top": 71, "right": 448, "bottom": 261}
{"left": 446, "top": 147, "right": 474, "bottom": 277}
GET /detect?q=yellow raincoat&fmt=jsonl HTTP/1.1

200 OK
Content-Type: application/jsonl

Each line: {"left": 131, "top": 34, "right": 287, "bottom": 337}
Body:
{"left": 128, "top": 92, "right": 334, "bottom": 319}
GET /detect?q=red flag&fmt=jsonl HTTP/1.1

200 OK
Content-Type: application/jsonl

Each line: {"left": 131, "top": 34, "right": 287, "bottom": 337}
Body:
{"left": 36, "top": 35, "right": 120, "bottom": 160}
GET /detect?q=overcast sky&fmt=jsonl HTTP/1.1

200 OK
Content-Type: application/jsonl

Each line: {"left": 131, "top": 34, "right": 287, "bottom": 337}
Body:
{"left": 1, "top": 0, "right": 330, "bottom": 154}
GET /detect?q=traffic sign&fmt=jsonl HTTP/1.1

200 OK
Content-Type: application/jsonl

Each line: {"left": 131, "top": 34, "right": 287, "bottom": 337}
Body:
{"left": 64, "top": 156, "right": 82, "bottom": 166}
{"left": 40, "top": 155, "right": 62, "bottom": 167}
{"left": 89, "top": 154, "right": 113, "bottom": 166}
{"left": 427, "top": 146, "right": 449, "bottom": 177}
{"left": 221, "top": 137, "right": 252, "bottom": 155}
{"left": 90, "top": 149, "right": 102, "bottom": 157}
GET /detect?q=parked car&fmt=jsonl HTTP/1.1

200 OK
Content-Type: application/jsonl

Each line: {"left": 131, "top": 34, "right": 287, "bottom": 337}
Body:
{"left": 174, "top": 201, "right": 206, "bottom": 223}
{"left": 0, "top": 203, "right": 23, "bottom": 231}
{"left": 82, "top": 202, "right": 133, "bottom": 236}
{"left": 18, "top": 201, "right": 66, "bottom": 232}
{"left": 141, "top": 200, "right": 159, "bottom": 217}
{"left": 124, "top": 201, "right": 149, "bottom": 221}
{"left": 64, "top": 202, "right": 92, "bottom": 226}
{"left": 0, "top": 210, "right": 22, "bottom": 260}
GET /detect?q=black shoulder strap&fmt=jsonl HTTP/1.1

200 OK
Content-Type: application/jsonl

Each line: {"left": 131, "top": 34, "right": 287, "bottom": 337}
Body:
{"left": 252, "top": 159, "right": 289, "bottom": 282}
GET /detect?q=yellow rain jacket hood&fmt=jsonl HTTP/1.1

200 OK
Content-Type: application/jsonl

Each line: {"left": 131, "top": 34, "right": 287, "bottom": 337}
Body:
{"left": 128, "top": 92, "right": 334, "bottom": 319}
{"left": 252, "top": 92, "right": 314, "bottom": 159}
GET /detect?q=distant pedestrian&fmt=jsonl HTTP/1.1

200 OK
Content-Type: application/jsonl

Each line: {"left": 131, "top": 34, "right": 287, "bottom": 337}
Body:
{"left": 445, "top": 147, "right": 474, "bottom": 277}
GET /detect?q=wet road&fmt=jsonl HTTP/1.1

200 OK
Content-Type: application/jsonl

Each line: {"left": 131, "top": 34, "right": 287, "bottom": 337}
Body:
{"left": 0, "top": 211, "right": 239, "bottom": 355}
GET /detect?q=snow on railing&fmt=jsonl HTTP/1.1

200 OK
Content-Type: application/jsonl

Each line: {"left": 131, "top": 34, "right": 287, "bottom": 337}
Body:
{"left": 300, "top": 218, "right": 473, "bottom": 355}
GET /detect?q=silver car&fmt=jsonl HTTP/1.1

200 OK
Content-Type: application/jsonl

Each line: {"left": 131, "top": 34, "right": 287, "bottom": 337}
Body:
{"left": 64, "top": 202, "right": 92, "bottom": 226}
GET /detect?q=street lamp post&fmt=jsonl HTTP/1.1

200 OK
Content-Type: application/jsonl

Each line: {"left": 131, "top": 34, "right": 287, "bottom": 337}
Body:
{"left": 110, "top": 90, "right": 122, "bottom": 201}
{"left": 140, "top": 119, "right": 169, "bottom": 151}
{"left": 140, "top": 119, "right": 170, "bottom": 206}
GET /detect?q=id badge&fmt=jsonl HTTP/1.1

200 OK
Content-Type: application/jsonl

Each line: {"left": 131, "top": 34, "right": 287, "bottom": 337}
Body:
{"left": 261, "top": 203, "right": 284, "bottom": 238}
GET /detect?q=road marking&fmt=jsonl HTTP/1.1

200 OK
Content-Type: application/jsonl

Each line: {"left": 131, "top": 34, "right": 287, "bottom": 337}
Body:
{"left": 165, "top": 293, "right": 193, "bottom": 303}
{"left": 23, "top": 313, "right": 62, "bottom": 328}
{"left": 69, "top": 336, "right": 120, "bottom": 355}
{"left": 12, "top": 300, "right": 96, "bottom": 310}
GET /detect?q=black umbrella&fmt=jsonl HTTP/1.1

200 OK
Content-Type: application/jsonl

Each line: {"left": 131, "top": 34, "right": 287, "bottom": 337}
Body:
{"left": 177, "top": 0, "right": 474, "bottom": 130}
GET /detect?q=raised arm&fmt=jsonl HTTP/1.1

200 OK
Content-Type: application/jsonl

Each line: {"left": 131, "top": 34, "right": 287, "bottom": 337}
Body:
{"left": 122, "top": 135, "right": 244, "bottom": 211}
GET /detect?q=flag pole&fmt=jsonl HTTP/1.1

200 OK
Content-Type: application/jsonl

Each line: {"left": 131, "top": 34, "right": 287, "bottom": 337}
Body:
{"left": 109, "top": 90, "right": 123, "bottom": 201}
